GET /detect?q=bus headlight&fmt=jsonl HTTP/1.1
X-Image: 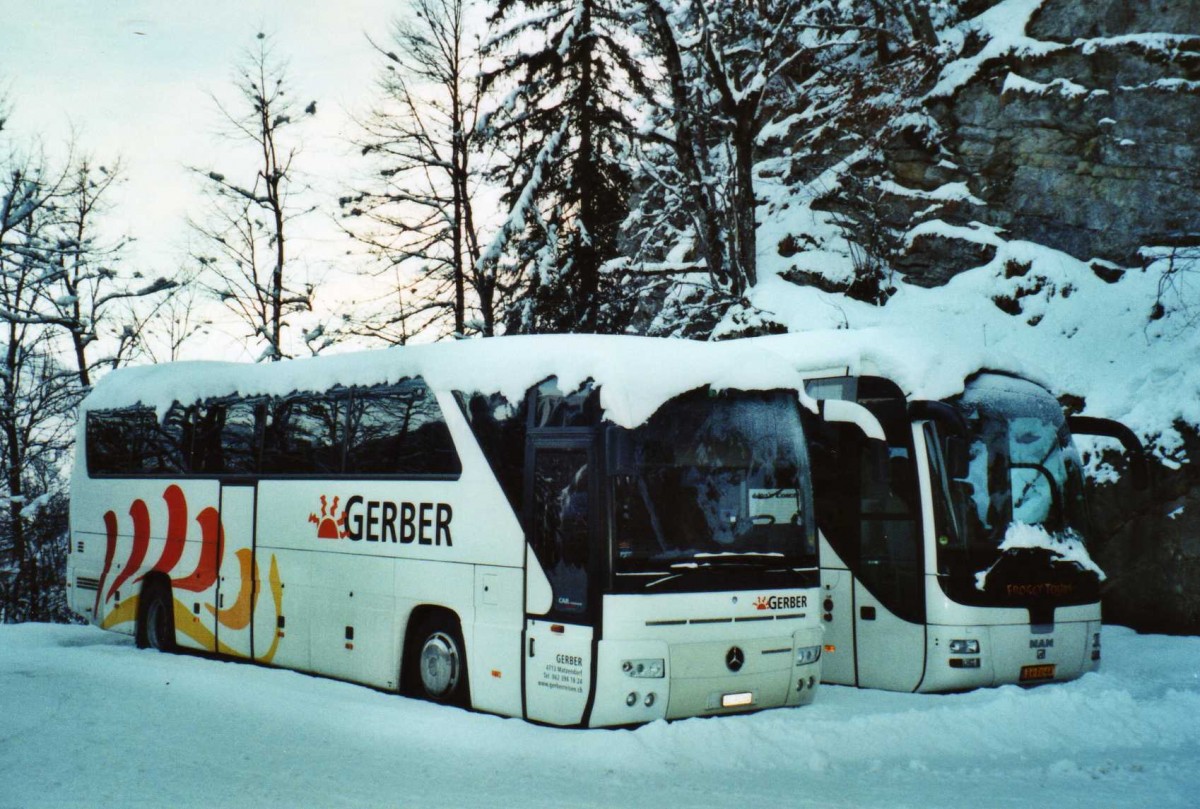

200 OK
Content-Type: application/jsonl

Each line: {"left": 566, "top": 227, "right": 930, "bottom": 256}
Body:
{"left": 796, "top": 645, "right": 822, "bottom": 665}
{"left": 949, "top": 639, "right": 980, "bottom": 655}
{"left": 622, "top": 658, "right": 665, "bottom": 678}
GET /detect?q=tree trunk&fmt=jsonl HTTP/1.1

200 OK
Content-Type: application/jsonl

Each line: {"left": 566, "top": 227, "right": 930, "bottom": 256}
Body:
{"left": 574, "top": 0, "right": 599, "bottom": 332}
{"left": 731, "top": 110, "right": 758, "bottom": 294}
{"left": 646, "top": 1, "right": 728, "bottom": 286}
{"left": 3, "top": 336, "right": 25, "bottom": 620}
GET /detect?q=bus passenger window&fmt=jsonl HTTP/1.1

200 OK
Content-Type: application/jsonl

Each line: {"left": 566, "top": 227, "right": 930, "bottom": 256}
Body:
{"left": 192, "top": 401, "right": 262, "bottom": 474}
{"left": 262, "top": 396, "right": 346, "bottom": 474}
{"left": 345, "top": 381, "right": 461, "bottom": 477}
{"left": 457, "top": 392, "right": 525, "bottom": 515}
{"left": 86, "top": 408, "right": 183, "bottom": 476}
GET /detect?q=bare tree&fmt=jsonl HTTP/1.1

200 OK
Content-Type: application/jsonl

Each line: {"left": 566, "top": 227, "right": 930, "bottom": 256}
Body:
{"left": 1, "top": 117, "right": 175, "bottom": 620}
{"left": 191, "top": 32, "right": 316, "bottom": 360}
{"left": 0, "top": 143, "right": 75, "bottom": 622}
{"left": 35, "top": 157, "right": 175, "bottom": 387}
{"left": 343, "top": 0, "right": 494, "bottom": 341}
{"left": 115, "top": 262, "right": 212, "bottom": 363}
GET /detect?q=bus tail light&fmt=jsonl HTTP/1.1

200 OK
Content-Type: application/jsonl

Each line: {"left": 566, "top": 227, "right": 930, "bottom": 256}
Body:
{"left": 949, "top": 658, "right": 981, "bottom": 669}
{"left": 949, "top": 639, "right": 980, "bottom": 655}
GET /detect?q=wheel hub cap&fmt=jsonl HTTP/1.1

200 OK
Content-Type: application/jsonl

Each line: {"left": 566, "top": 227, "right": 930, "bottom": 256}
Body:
{"left": 420, "top": 632, "right": 459, "bottom": 697}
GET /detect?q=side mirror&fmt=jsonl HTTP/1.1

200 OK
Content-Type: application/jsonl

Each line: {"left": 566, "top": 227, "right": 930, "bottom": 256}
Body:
{"left": 1067, "top": 416, "right": 1149, "bottom": 491}
{"left": 910, "top": 400, "right": 970, "bottom": 478}
{"left": 944, "top": 434, "right": 969, "bottom": 480}
{"left": 909, "top": 400, "right": 968, "bottom": 437}
{"left": 605, "top": 427, "right": 636, "bottom": 476}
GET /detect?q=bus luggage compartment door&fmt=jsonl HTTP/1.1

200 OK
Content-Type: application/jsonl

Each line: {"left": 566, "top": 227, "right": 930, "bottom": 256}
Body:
{"left": 852, "top": 579, "right": 925, "bottom": 691}
{"left": 524, "top": 620, "right": 593, "bottom": 725}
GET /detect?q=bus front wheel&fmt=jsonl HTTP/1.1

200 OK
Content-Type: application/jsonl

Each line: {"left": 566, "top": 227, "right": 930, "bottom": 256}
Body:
{"left": 406, "top": 613, "right": 469, "bottom": 706}
{"left": 136, "top": 581, "right": 176, "bottom": 652}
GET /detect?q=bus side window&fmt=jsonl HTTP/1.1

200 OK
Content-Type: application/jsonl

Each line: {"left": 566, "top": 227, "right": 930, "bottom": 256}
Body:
{"left": 262, "top": 395, "right": 346, "bottom": 474}
{"left": 345, "top": 381, "right": 461, "bottom": 477}
{"left": 457, "top": 391, "right": 525, "bottom": 515}
{"left": 87, "top": 411, "right": 139, "bottom": 475}
{"left": 87, "top": 408, "right": 183, "bottom": 476}
{"left": 192, "top": 400, "right": 262, "bottom": 475}
{"left": 155, "top": 404, "right": 190, "bottom": 473}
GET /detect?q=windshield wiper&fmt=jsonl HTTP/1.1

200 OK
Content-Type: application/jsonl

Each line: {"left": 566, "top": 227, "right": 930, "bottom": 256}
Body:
{"left": 669, "top": 552, "right": 789, "bottom": 570}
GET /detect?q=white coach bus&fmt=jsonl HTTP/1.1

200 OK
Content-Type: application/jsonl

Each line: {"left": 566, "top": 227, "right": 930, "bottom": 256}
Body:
{"left": 799, "top": 368, "right": 1144, "bottom": 692}
{"left": 66, "top": 335, "right": 832, "bottom": 726}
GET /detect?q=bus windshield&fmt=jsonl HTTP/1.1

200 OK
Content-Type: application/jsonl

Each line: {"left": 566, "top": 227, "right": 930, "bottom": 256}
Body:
{"left": 611, "top": 389, "right": 817, "bottom": 591}
{"left": 930, "top": 374, "right": 1097, "bottom": 607}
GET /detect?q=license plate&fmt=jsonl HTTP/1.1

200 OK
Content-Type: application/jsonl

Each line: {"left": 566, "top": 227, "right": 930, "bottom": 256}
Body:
{"left": 1020, "top": 664, "right": 1055, "bottom": 682}
{"left": 721, "top": 692, "right": 754, "bottom": 708}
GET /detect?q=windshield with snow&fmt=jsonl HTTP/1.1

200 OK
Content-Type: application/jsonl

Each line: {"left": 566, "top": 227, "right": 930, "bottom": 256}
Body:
{"left": 610, "top": 390, "right": 817, "bottom": 593}
{"left": 929, "top": 374, "right": 1099, "bottom": 609}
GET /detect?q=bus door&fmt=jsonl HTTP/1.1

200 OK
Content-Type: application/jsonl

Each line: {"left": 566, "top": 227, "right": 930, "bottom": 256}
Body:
{"left": 524, "top": 439, "right": 596, "bottom": 726}
{"left": 849, "top": 425, "right": 927, "bottom": 691}
{"left": 215, "top": 482, "right": 256, "bottom": 659}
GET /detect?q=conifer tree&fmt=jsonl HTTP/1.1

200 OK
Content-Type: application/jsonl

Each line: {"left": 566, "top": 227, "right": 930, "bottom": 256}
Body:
{"left": 481, "top": 0, "right": 648, "bottom": 333}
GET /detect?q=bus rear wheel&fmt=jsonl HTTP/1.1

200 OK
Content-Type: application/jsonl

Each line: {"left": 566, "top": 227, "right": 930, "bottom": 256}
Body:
{"left": 406, "top": 613, "right": 468, "bottom": 706}
{"left": 137, "top": 581, "right": 176, "bottom": 653}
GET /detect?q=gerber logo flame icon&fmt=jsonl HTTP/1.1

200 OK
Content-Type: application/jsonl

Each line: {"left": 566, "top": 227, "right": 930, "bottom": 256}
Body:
{"left": 309, "top": 495, "right": 347, "bottom": 539}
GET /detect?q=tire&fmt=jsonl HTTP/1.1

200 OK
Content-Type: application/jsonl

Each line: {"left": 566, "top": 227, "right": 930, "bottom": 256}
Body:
{"left": 136, "top": 581, "right": 176, "bottom": 653}
{"left": 405, "top": 613, "right": 469, "bottom": 706}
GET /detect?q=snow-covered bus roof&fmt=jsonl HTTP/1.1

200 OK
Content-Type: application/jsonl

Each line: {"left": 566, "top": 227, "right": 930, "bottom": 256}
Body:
{"left": 750, "top": 328, "right": 1006, "bottom": 403}
{"left": 82, "top": 334, "right": 854, "bottom": 429}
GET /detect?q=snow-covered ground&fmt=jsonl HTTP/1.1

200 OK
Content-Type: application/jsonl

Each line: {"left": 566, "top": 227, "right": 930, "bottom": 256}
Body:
{"left": 1, "top": 624, "right": 1197, "bottom": 808}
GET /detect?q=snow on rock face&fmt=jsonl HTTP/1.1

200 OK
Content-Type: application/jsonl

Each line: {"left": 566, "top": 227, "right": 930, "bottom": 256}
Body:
{"left": 81, "top": 334, "right": 821, "bottom": 429}
{"left": 975, "top": 521, "right": 1106, "bottom": 590}
{"left": 746, "top": 215, "right": 1200, "bottom": 462}
{"left": 929, "top": 0, "right": 1064, "bottom": 99}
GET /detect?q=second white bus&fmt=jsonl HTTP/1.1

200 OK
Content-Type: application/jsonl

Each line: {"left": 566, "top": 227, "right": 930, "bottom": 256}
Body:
{"left": 803, "top": 370, "right": 1144, "bottom": 692}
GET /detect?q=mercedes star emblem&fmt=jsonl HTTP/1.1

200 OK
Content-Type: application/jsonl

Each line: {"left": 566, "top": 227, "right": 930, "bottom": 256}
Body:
{"left": 726, "top": 646, "right": 745, "bottom": 672}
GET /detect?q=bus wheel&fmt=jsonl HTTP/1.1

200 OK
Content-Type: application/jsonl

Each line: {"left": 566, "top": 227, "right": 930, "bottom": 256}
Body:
{"left": 407, "top": 613, "right": 468, "bottom": 706}
{"left": 137, "top": 581, "right": 176, "bottom": 653}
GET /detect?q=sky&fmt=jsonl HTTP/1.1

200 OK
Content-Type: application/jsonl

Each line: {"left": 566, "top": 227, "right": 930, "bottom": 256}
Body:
{"left": 1, "top": 0, "right": 419, "bottom": 356}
